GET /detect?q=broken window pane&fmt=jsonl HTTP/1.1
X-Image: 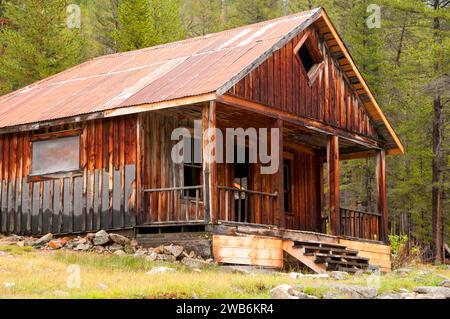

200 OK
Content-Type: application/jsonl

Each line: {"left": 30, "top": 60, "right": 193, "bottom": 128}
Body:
{"left": 32, "top": 135, "right": 80, "bottom": 175}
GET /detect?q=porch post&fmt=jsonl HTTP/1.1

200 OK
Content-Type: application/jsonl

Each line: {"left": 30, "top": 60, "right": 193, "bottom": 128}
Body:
{"left": 202, "top": 101, "right": 217, "bottom": 223}
{"left": 376, "top": 150, "right": 389, "bottom": 243}
{"left": 274, "top": 119, "right": 285, "bottom": 228}
{"left": 327, "top": 135, "right": 340, "bottom": 235}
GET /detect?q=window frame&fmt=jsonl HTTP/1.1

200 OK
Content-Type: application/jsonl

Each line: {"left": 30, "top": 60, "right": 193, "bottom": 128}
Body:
{"left": 294, "top": 31, "right": 324, "bottom": 86}
{"left": 28, "top": 129, "right": 83, "bottom": 181}
{"left": 182, "top": 136, "right": 203, "bottom": 198}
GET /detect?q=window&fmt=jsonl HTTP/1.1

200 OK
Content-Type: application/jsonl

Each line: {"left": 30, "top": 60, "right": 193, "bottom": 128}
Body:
{"left": 183, "top": 137, "right": 202, "bottom": 196}
{"left": 283, "top": 159, "right": 293, "bottom": 213}
{"left": 294, "top": 32, "right": 323, "bottom": 85}
{"left": 31, "top": 132, "right": 81, "bottom": 176}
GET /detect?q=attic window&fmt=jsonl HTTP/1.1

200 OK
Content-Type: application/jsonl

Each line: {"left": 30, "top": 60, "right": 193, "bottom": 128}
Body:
{"left": 294, "top": 33, "right": 323, "bottom": 85}
{"left": 30, "top": 130, "right": 82, "bottom": 179}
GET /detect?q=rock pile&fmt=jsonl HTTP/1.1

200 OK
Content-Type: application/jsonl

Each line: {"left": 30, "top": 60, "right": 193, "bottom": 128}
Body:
{"left": 0, "top": 231, "right": 215, "bottom": 266}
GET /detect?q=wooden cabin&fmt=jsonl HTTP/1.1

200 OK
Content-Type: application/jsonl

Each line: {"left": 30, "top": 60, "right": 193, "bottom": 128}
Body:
{"left": 0, "top": 8, "right": 402, "bottom": 272}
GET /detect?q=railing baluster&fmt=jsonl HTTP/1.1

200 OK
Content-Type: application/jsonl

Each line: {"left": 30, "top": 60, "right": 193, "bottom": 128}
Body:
{"left": 225, "top": 190, "right": 229, "bottom": 221}
{"left": 195, "top": 188, "right": 199, "bottom": 221}
{"left": 185, "top": 190, "right": 189, "bottom": 221}
{"left": 238, "top": 191, "right": 242, "bottom": 223}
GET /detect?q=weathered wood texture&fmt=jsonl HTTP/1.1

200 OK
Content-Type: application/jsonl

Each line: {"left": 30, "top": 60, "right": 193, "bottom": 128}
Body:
{"left": 284, "top": 147, "right": 322, "bottom": 233}
{"left": 0, "top": 115, "right": 138, "bottom": 235}
{"left": 212, "top": 234, "right": 284, "bottom": 268}
{"left": 339, "top": 238, "right": 391, "bottom": 272}
{"left": 139, "top": 112, "right": 205, "bottom": 224}
{"left": 228, "top": 25, "right": 379, "bottom": 141}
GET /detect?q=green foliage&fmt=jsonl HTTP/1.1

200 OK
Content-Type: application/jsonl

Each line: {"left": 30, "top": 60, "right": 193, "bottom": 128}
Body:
{"left": 0, "top": 0, "right": 82, "bottom": 95}
{"left": 389, "top": 234, "right": 409, "bottom": 255}
{"left": 113, "top": 0, "right": 184, "bottom": 52}
{"left": 226, "top": 0, "right": 283, "bottom": 27}
{"left": 182, "top": 0, "right": 224, "bottom": 36}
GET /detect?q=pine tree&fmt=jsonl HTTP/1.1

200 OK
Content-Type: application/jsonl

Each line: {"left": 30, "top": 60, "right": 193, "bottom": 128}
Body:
{"left": 114, "top": 0, "right": 184, "bottom": 52}
{"left": 226, "top": 0, "right": 283, "bottom": 28}
{"left": 0, "top": 0, "right": 82, "bottom": 95}
{"left": 182, "top": 0, "right": 224, "bottom": 37}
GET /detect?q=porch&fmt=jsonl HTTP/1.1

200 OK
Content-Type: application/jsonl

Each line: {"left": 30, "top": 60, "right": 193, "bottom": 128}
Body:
{"left": 136, "top": 96, "right": 389, "bottom": 244}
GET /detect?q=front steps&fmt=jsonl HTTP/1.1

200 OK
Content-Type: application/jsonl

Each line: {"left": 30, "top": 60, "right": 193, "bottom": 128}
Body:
{"left": 283, "top": 240, "right": 369, "bottom": 274}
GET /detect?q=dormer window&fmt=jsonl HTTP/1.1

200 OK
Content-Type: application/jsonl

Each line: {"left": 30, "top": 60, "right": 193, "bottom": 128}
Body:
{"left": 294, "top": 32, "right": 323, "bottom": 85}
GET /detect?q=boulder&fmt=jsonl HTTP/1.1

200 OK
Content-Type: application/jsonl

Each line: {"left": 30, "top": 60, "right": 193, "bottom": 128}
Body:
{"left": 146, "top": 267, "right": 177, "bottom": 275}
{"left": 85, "top": 233, "right": 95, "bottom": 242}
{"left": 303, "top": 273, "right": 330, "bottom": 279}
{"left": 109, "top": 233, "right": 131, "bottom": 246}
{"left": 146, "top": 253, "right": 176, "bottom": 262}
{"left": 48, "top": 240, "right": 63, "bottom": 250}
{"left": 326, "top": 284, "right": 378, "bottom": 299}
{"left": 164, "top": 245, "right": 184, "bottom": 258}
{"left": 181, "top": 257, "right": 209, "bottom": 268}
{"left": 60, "top": 237, "right": 71, "bottom": 246}
{"left": 107, "top": 243, "right": 124, "bottom": 252}
{"left": 113, "top": 250, "right": 126, "bottom": 256}
{"left": 3, "top": 282, "right": 15, "bottom": 289}
{"left": 130, "top": 239, "right": 139, "bottom": 251}
{"left": 414, "top": 286, "right": 450, "bottom": 298}
{"left": 270, "top": 284, "right": 318, "bottom": 299}
{"left": 33, "top": 233, "right": 53, "bottom": 246}
{"left": 74, "top": 243, "right": 91, "bottom": 251}
{"left": 394, "top": 268, "right": 412, "bottom": 276}
{"left": 133, "top": 249, "right": 148, "bottom": 257}
{"left": 92, "top": 245, "right": 106, "bottom": 253}
{"left": 331, "top": 271, "right": 349, "bottom": 280}
{"left": 93, "top": 230, "right": 110, "bottom": 246}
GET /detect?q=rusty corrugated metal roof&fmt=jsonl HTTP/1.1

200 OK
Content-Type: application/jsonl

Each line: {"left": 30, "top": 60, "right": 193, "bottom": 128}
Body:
{"left": 0, "top": 9, "right": 320, "bottom": 129}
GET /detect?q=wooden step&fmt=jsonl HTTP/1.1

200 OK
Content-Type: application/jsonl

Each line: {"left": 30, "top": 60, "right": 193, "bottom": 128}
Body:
{"left": 311, "top": 252, "right": 369, "bottom": 263}
{"left": 316, "top": 258, "right": 369, "bottom": 268}
{"left": 302, "top": 245, "right": 359, "bottom": 256}
{"left": 292, "top": 240, "right": 347, "bottom": 250}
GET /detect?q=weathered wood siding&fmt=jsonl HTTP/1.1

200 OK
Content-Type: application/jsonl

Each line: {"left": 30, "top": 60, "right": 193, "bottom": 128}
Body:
{"left": 284, "top": 148, "right": 322, "bottom": 232}
{"left": 228, "top": 25, "right": 378, "bottom": 140}
{"left": 0, "top": 115, "right": 138, "bottom": 235}
{"left": 139, "top": 112, "right": 205, "bottom": 224}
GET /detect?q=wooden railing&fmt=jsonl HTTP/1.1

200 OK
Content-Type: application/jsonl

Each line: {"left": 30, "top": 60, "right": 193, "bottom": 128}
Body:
{"left": 340, "top": 207, "right": 382, "bottom": 241}
{"left": 217, "top": 186, "right": 278, "bottom": 225}
{"left": 142, "top": 186, "right": 204, "bottom": 224}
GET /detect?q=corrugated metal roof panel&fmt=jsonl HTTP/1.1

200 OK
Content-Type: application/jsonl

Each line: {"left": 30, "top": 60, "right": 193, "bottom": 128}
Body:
{"left": 0, "top": 9, "right": 319, "bottom": 129}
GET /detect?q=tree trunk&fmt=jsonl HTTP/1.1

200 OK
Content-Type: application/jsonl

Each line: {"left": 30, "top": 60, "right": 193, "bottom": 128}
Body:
{"left": 431, "top": 0, "right": 444, "bottom": 263}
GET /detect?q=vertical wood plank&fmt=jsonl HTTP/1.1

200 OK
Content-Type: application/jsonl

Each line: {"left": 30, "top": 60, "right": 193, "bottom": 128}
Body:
{"left": 327, "top": 135, "right": 340, "bottom": 235}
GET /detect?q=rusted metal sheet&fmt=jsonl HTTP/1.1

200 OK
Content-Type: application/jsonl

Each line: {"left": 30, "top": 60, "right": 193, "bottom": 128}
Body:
{"left": 0, "top": 10, "right": 318, "bottom": 130}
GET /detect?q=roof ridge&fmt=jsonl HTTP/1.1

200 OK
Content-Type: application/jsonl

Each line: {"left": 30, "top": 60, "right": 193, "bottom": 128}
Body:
{"left": 87, "top": 8, "right": 321, "bottom": 62}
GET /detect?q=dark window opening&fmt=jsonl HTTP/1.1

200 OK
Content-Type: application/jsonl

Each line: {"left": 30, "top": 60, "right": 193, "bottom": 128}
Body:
{"left": 298, "top": 44, "right": 315, "bottom": 73}
{"left": 284, "top": 159, "right": 292, "bottom": 213}
{"left": 183, "top": 137, "right": 202, "bottom": 197}
{"left": 233, "top": 147, "right": 249, "bottom": 222}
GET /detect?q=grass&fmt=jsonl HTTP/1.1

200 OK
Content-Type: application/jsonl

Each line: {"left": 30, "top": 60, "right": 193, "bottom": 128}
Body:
{"left": 0, "top": 247, "right": 448, "bottom": 299}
